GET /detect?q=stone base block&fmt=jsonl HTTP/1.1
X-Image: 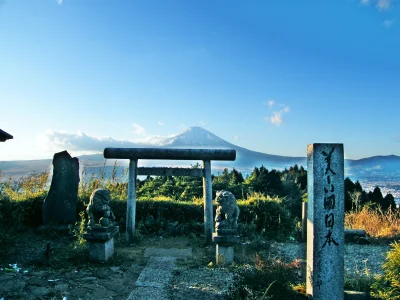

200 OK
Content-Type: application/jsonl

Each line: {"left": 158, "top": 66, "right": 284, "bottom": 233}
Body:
{"left": 216, "top": 244, "right": 234, "bottom": 265}
{"left": 88, "top": 238, "right": 114, "bottom": 263}
{"left": 212, "top": 233, "right": 240, "bottom": 245}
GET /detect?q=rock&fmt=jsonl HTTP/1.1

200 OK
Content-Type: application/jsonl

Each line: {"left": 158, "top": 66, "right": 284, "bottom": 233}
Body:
{"left": 82, "top": 276, "right": 97, "bottom": 281}
{"left": 103, "top": 281, "right": 125, "bottom": 292}
{"left": 29, "top": 286, "right": 51, "bottom": 297}
{"left": 42, "top": 150, "right": 79, "bottom": 226}
{"left": 357, "top": 237, "right": 371, "bottom": 245}
{"left": 29, "top": 277, "right": 48, "bottom": 286}
{"left": 54, "top": 283, "right": 69, "bottom": 292}
{"left": 110, "top": 266, "right": 120, "bottom": 272}
{"left": 0, "top": 274, "right": 17, "bottom": 283}
{"left": 345, "top": 229, "right": 367, "bottom": 243}
{"left": 96, "top": 269, "right": 110, "bottom": 279}
{"left": 0, "top": 279, "right": 26, "bottom": 293}
{"left": 344, "top": 290, "right": 369, "bottom": 299}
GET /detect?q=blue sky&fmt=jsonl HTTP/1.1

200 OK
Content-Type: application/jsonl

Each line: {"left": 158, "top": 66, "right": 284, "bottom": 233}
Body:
{"left": 0, "top": 0, "right": 399, "bottom": 161}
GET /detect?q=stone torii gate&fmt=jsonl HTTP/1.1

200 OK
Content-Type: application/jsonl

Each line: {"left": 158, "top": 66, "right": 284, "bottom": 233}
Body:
{"left": 104, "top": 148, "right": 236, "bottom": 244}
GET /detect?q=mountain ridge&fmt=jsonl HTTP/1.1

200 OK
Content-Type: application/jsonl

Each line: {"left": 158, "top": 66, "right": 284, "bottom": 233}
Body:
{"left": 0, "top": 126, "right": 399, "bottom": 180}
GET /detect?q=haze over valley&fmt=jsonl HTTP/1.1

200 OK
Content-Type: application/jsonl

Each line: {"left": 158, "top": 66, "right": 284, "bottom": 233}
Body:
{"left": 1, "top": 127, "right": 399, "bottom": 200}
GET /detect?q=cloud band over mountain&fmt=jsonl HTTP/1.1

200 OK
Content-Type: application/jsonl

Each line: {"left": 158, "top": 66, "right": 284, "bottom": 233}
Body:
{"left": 38, "top": 130, "right": 168, "bottom": 152}
{"left": 38, "top": 126, "right": 236, "bottom": 153}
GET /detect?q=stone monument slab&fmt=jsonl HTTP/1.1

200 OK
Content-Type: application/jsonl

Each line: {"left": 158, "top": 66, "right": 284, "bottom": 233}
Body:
{"left": 42, "top": 150, "right": 79, "bottom": 225}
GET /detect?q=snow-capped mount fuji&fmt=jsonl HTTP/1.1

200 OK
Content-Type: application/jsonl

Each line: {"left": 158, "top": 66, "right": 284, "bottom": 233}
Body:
{"left": 147, "top": 126, "right": 306, "bottom": 170}
{"left": 162, "top": 126, "right": 237, "bottom": 148}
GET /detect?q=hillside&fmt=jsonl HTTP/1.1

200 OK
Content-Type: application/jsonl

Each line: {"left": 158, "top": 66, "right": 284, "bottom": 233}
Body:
{"left": 1, "top": 127, "right": 399, "bottom": 181}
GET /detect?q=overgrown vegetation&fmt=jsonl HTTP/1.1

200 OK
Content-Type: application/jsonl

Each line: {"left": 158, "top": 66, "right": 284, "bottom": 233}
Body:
{"left": 346, "top": 206, "right": 400, "bottom": 239}
{"left": 371, "top": 241, "right": 400, "bottom": 299}
{"left": 228, "top": 254, "right": 299, "bottom": 299}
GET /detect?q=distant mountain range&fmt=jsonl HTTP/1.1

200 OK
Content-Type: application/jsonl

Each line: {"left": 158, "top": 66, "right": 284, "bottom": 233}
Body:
{"left": 1, "top": 127, "right": 400, "bottom": 185}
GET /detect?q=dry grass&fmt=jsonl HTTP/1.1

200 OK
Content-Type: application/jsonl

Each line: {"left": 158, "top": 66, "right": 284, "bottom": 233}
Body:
{"left": 345, "top": 206, "right": 400, "bottom": 238}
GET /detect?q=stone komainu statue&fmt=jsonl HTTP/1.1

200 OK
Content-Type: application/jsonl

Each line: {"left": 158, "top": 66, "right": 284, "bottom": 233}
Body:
{"left": 215, "top": 190, "right": 240, "bottom": 235}
{"left": 86, "top": 188, "right": 116, "bottom": 227}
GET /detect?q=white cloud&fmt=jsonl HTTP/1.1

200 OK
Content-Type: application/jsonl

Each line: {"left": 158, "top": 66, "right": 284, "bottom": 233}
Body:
{"left": 283, "top": 106, "right": 290, "bottom": 113}
{"left": 157, "top": 121, "right": 164, "bottom": 126}
{"left": 267, "top": 100, "right": 276, "bottom": 108}
{"left": 57, "top": 0, "right": 62, "bottom": 5}
{"left": 264, "top": 101, "right": 290, "bottom": 127}
{"left": 37, "top": 129, "right": 171, "bottom": 153}
{"left": 360, "top": 0, "right": 394, "bottom": 11}
{"left": 383, "top": 19, "right": 396, "bottom": 28}
{"left": 377, "top": 0, "right": 392, "bottom": 10}
{"left": 199, "top": 121, "right": 206, "bottom": 127}
{"left": 234, "top": 136, "right": 239, "bottom": 141}
{"left": 131, "top": 123, "right": 146, "bottom": 135}
{"left": 265, "top": 111, "right": 284, "bottom": 126}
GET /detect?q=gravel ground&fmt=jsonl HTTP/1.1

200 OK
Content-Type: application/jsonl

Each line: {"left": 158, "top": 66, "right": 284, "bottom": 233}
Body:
{"left": 271, "top": 242, "right": 390, "bottom": 276}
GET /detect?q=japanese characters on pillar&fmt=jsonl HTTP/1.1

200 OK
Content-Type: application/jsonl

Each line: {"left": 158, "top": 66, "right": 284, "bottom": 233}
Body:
{"left": 322, "top": 147, "right": 339, "bottom": 249}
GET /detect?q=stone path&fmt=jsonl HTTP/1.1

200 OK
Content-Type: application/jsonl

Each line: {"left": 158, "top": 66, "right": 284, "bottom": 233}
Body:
{"left": 127, "top": 248, "right": 192, "bottom": 300}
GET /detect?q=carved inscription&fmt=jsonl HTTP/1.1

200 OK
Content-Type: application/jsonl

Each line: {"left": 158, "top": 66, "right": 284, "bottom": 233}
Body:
{"left": 322, "top": 147, "right": 339, "bottom": 249}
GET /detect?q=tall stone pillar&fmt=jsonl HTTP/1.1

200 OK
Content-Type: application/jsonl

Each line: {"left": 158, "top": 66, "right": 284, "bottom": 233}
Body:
{"left": 306, "top": 144, "right": 344, "bottom": 299}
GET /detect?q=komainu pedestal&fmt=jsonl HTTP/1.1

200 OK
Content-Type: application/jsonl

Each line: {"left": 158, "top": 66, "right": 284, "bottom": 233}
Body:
{"left": 212, "top": 190, "right": 240, "bottom": 265}
{"left": 83, "top": 189, "right": 119, "bottom": 263}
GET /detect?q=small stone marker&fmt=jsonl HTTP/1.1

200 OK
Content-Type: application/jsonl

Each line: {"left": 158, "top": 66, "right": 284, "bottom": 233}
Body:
{"left": 42, "top": 150, "right": 80, "bottom": 225}
{"left": 212, "top": 190, "right": 240, "bottom": 265}
{"left": 306, "top": 144, "right": 344, "bottom": 299}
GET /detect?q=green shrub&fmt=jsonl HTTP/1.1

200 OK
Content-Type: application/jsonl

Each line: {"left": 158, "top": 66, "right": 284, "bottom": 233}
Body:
{"left": 0, "top": 196, "right": 45, "bottom": 227}
{"left": 371, "top": 241, "right": 400, "bottom": 299}
{"left": 238, "top": 194, "right": 295, "bottom": 240}
{"left": 229, "top": 253, "right": 299, "bottom": 299}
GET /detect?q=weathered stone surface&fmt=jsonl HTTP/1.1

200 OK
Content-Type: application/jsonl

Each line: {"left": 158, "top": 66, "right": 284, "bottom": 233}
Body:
{"left": 29, "top": 286, "right": 51, "bottom": 297}
{"left": 169, "top": 266, "right": 235, "bottom": 300}
{"left": 82, "top": 276, "right": 98, "bottom": 281}
{"left": 345, "top": 229, "right": 367, "bottom": 243}
{"left": 216, "top": 244, "right": 234, "bottom": 265}
{"left": 29, "top": 277, "right": 48, "bottom": 286}
{"left": 212, "top": 234, "right": 240, "bottom": 246}
{"left": 214, "top": 190, "right": 240, "bottom": 235}
{"left": 42, "top": 150, "right": 79, "bottom": 225}
{"left": 213, "top": 191, "right": 240, "bottom": 265}
{"left": 83, "top": 225, "right": 119, "bottom": 242}
{"left": 96, "top": 268, "right": 111, "bottom": 279}
{"left": 357, "top": 237, "right": 371, "bottom": 245}
{"left": 0, "top": 279, "right": 26, "bottom": 293}
{"left": 84, "top": 191, "right": 119, "bottom": 263}
{"left": 54, "top": 283, "right": 69, "bottom": 291}
{"left": 306, "top": 143, "right": 344, "bottom": 300}
{"left": 127, "top": 286, "right": 169, "bottom": 300}
{"left": 86, "top": 188, "right": 116, "bottom": 227}
{"left": 135, "top": 257, "right": 177, "bottom": 288}
{"left": 88, "top": 237, "right": 115, "bottom": 263}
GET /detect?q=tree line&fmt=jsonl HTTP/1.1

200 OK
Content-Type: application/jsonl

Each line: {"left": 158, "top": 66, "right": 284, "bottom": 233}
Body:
{"left": 131, "top": 163, "right": 396, "bottom": 215}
